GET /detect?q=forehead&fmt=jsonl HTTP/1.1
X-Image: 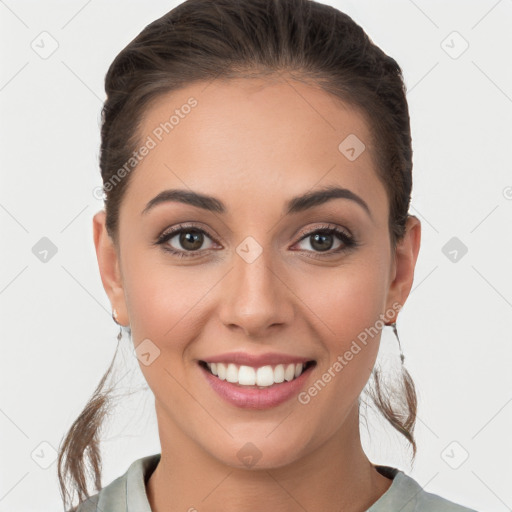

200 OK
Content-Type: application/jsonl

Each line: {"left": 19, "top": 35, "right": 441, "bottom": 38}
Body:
{"left": 121, "top": 76, "right": 387, "bottom": 223}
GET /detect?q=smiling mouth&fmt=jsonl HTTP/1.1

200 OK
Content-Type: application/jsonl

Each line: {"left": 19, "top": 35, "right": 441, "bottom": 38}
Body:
{"left": 198, "top": 360, "right": 316, "bottom": 388}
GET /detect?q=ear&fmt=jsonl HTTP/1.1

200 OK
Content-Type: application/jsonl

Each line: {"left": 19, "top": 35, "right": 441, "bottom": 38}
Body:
{"left": 384, "top": 215, "right": 421, "bottom": 322}
{"left": 93, "top": 210, "right": 128, "bottom": 326}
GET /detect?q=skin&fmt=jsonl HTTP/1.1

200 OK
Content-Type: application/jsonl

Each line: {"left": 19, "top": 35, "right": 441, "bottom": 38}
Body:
{"left": 93, "top": 74, "right": 421, "bottom": 512}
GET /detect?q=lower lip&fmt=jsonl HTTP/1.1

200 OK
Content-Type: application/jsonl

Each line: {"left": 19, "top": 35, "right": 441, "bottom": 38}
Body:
{"left": 199, "top": 362, "right": 315, "bottom": 409}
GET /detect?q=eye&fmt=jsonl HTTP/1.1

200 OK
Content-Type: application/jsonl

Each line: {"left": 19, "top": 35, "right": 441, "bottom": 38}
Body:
{"left": 155, "top": 223, "right": 218, "bottom": 258}
{"left": 292, "top": 224, "right": 357, "bottom": 255}
{"left": 154, "top": 222, "right": 358, "bottom": 259}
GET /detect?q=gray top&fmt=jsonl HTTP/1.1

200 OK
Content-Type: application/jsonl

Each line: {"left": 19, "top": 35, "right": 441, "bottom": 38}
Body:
{"left": 73, "top": 453, "right": 478, "bottom": 512}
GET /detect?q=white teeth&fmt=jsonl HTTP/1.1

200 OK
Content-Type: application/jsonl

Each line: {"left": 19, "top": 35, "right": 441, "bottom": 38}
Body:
{"left": 238, "top": 365, "right": 256, "bottom": 385}
{"left": 205, "top": 361, "right": 309, "bottom": 386}
{"left": 284, "top": 363, "right": 295, "bottom": 382}
{"left": 274, "top": 364, "right": 285, "bottom": 383}
{"left": 226, "top": 363, "right": 238, "bottom": 383}
{"left": 256, "top": 366, "right": 274, "bottom": 387}
{"left": 217, "top": 363, "right": 226, "bottom": 380}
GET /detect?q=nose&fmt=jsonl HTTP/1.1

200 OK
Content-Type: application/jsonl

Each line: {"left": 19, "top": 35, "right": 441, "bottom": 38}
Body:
{"left": 217, "top": 246, "right": 295, "bottom": 339}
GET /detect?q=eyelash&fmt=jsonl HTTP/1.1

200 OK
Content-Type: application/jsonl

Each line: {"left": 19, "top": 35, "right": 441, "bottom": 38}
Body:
{"left": 154, "top": 222, "right": 358, "bottom": 259}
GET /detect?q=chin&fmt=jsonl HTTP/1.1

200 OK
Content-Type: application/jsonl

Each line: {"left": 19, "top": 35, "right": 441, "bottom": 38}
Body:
{"left": 204, "top": 431, "right": 311, "bottom": 471}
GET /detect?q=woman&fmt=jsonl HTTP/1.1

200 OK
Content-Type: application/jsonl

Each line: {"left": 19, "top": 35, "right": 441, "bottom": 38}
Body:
{"left": 57, "top": 0, "right": 477, "bottom": 510}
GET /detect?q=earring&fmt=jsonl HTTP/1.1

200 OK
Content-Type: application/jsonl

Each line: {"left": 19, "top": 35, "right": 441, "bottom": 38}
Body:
{"left": 386, "top": 321, "right": 405, "bottom": 364}
{"left": 111, "top": 308, "right": 123, "bottom": 342}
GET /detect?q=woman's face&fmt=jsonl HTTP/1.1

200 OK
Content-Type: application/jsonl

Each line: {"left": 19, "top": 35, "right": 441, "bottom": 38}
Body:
{"left": 94, "top": 76, "right": 420, "bottom": 469}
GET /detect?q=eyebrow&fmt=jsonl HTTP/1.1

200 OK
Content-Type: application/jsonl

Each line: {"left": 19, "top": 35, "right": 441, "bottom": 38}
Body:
{"left": 141, "top": 185, "right": 373, "bottom": 220}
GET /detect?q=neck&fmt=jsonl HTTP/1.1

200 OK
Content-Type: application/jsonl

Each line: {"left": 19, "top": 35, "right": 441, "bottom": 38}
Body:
{"left": 146, "top": 402, "right": 392, "bottom": 512}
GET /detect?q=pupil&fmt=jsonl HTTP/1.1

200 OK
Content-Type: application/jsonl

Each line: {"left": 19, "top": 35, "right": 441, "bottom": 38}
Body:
{"left": 311, "top": 233, "right": 333, "bottom": 252}
{"left": 181, "top": 230, "right": 203, "bottom": 250}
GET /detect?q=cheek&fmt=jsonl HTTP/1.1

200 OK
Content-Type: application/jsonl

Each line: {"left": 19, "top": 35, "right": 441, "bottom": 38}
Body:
{"left": 121, "top": 246, "right": 219, "bottom": 356}
{"left": 293, "top": 269, "right": 386, "bottom": 431}
{"left": 123, "top": 242, "right": 388, "bottom": 347}
{"left": 297, "top": 259, "right": 388, "bottom": 343}
{"left": 121, "top": 260, "right": 211, "bottom": 402}
{"left": 295, "top": 259, "right": 388, "bottom": 395}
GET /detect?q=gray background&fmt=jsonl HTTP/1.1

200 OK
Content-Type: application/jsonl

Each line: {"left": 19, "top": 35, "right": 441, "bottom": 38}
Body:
{"left": 1, "top": 0, "right": 511, "bottom": 510}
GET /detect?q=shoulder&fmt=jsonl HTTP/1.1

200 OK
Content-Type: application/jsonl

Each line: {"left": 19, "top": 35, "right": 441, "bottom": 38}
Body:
{"left": 72, "top": 453, "right": 161, "bottom": 512}
{"left": 73, "top": 472, "right": 126, "bottom": 512}
{"left": 408, "top": 479, "right": 478, "bottom": 512}
{"left": 370, "top": 466, "right": 478, "bottom": 512}
{"left": 73, "top": 493, "right": 100, "bottom": 512}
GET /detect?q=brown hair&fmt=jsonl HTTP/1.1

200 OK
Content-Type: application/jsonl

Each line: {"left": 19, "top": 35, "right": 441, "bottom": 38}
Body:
{"left": 57, "top": 0, "right": 417, "bottom": 509}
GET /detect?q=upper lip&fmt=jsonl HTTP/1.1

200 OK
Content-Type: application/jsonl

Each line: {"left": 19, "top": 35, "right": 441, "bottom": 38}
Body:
{"left": 200, "top": 351, "right": 315, "bottom": 367}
